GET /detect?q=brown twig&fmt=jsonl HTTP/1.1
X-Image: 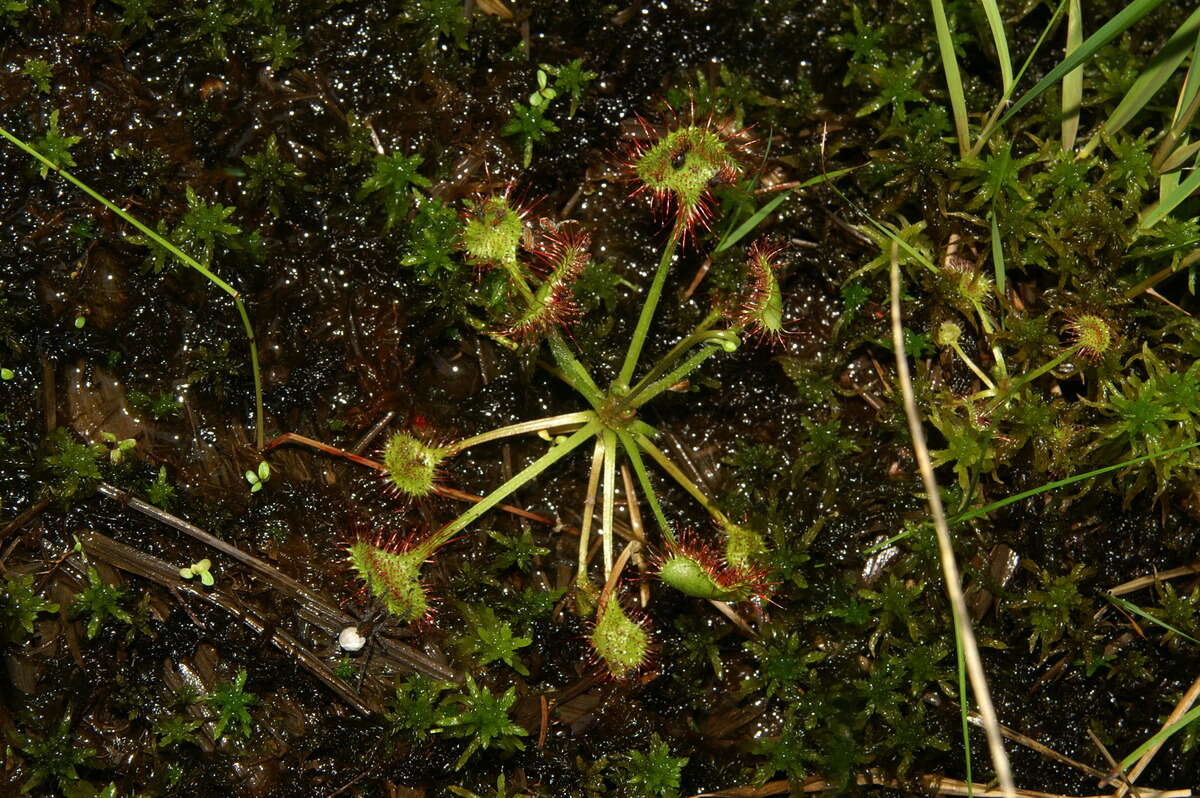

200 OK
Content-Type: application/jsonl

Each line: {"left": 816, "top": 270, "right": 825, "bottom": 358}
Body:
{"left": 0, "top": 498, "right": 51, "bottom": 543}
{"left": 95, "top": 481, "right": 456, "bottom": 682}
{"left": 75, "top": 530, "right": 375, "bottom": 715}
{"left": 1114, "top": 672, "right": 1200, "bottom": 795}
{"left": 1108, "top": 563, "right": 1200, "bottom": 597}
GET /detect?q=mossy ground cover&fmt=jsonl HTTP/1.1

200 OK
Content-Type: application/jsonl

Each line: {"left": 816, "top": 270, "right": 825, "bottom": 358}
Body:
{"left": 2, "top": 1, "right": 1200, "bottom": 796}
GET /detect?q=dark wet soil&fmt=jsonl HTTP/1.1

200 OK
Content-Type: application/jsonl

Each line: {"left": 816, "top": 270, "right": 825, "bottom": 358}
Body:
{"left": 2, "top": 1, "right": 1199, "bottom": 797}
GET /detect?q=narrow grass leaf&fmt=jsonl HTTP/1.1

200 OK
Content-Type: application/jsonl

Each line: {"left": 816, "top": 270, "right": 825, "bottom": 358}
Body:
{"left": 715, "top": 167, "right": 854, "bottom": 254}
{"left": 931, "top": 0, "right": 971, "bottom": 156}
{"left": 974, "top": 0, "right": 1069, "bottom": 154}
{"left": 979, "top": 0, "right": 1013, "bottom": 94}
{"left": 956, "top": 628, "right": 974, "bottom": 796}
{"left": 1160, "top": 138, "right": 1200, "bottom": 174}
{"left": 1000, "top": 0, "right": 1170, "bottom": 128}
{"left": 1117, "top": 704, "right": 1200, "bottom": 771}
{"left": 1140, "top": 161, "right": 1200, "bottom": 230}
{"left": 1088, "top": 7, "right": 1200, "bottom": 153}
{"left": 1061, "top": 0, "right": 1083, "bottom": 150}
{"left": 952, "top": 440, "right": 1200, "bottom": 524}
{"left": 990, "top": 212, "right": 1006, "bottom": 296}
{"left": 1106, "top": 595, "right": 1200, "bottom": 646}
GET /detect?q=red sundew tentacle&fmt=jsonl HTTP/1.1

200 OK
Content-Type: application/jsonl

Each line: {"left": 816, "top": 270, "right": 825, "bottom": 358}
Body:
{"left": 729, "top": 239, "right": 788, "bottom": 347}
{"left": 616, "top": 106, "right": 753, "bottom": 243}
{"left": 654, "top": 529, "right": 772, "bottom": 603}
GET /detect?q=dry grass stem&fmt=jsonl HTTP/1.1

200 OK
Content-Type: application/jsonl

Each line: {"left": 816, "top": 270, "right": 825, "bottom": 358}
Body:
{"left": 1114, "top": 673, "right": 1200, "bottom": 795}
{"left": 889, "top": 243, "right": 1017, "bottom": 798}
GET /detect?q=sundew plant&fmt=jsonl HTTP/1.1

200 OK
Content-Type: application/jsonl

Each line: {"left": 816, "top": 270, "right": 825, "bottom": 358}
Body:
{"left": 3, "top": 1, "right": 1200, "bottom": 796}
{"left": 270, "top": 108, "right": 781, "bottom": 678}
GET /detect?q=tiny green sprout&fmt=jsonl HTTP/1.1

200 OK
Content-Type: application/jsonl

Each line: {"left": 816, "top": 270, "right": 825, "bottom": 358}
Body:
{"left": 245, "top": 460, "right": 271, "bottom": 493}
{"left": 528, "top": 68, "right": 557, "bottom": 107}
{"left": 99, "top": 431, "right": 136, "bottom": 465}
{"left": 381, "top": 431, "right": 449, "bottom": 498}
{"left": 179, "top": 558, "right": 214, "bottom": 587}
{"left": 1, "top": 367, "right": 13, "bottom": 380}
{"left": 73, "top": 315, "right": 85, "bottom": 329}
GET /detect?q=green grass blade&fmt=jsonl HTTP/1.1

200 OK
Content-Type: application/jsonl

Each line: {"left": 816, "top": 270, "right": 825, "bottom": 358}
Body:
{"left": 1106, "top": 595, "right": 1200, "bottom": 646}
{"left": 931, "top": 0, "right": 971, "bottom": 156}
{"left": 952, "top": 440, "right": 1200, "bottom": 524}
{"left": 1160, "top": 138, "right": 1200, "bottom": 173}
{"left": 1083, "top": 6, "right": 1200, "bottom": 157}
{"left": 0, "top": 123, "right": 267, "bottom": 450}
{"left": 1117, "top": 703, "right": 1200, "bottom": 771}
{"left": 1139, "top": 159, "right": 1200, "bottom": 230}
{"left": 990, "top": 212, "right": 1006, "bottom": 296}
{"left": 1062, "top": 0, "right": 1084, "bottom": 150}
{"left": 974, "top": 0, "right": 1070, "bottom": 153}
{"left": 1000, "top": 0, "right": 1170, "bottom": 129}
{"left": 979, "top": 0, "right": 1013, "bottom": 94}
{"left": 956, "top": 626, "right": 974, "bottom": 797}
{"left": 715, "top": 167, "right": 854, "bottom": 254}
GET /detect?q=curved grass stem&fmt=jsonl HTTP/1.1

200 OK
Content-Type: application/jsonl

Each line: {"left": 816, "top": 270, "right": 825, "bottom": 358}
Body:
{"left": 888, "top": 244, "right": 1016, "bottom": 798}
{"left": 0, "top": 124, "right": 267, "bottom": 450}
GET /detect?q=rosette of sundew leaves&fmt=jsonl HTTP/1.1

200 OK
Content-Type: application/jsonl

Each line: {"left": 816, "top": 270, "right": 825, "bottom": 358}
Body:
{"left": 267, "top": 107, "right": 793, "bottom": 674}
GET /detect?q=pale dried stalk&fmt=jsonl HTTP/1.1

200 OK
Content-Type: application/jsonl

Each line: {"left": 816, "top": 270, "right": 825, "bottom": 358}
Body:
{"left": 888, "top": 244, "right": 1016, "bottom": 798}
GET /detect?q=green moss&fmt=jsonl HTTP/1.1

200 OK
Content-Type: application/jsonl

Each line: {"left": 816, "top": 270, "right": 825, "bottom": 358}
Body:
{"left": 2, "top": 573, "right": 59, "bottom": 643}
